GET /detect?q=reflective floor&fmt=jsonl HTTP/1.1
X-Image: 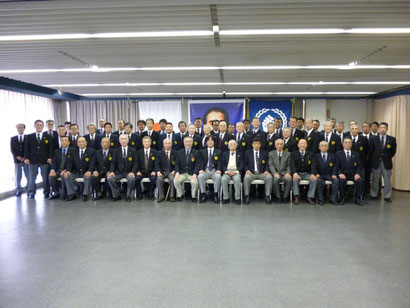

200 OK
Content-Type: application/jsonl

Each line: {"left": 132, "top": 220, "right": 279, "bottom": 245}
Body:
{"left": 0, "top": 191, "right": 409, "bottom": 308}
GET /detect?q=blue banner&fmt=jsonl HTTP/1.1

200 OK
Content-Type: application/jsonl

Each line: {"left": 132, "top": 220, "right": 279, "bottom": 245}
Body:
{"left": 248, "top": 100, "right": 293, "bottom": 132}
{"left": 188, "top": 99, "right": 245, "bottom": 125}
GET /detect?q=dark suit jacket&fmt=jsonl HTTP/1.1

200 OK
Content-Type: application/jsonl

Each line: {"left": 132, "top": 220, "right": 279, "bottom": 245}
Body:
{"left": 215, "top": 133, "right": 234, "bottom": 152}
{"left": 290, "top": 128, "right": 305, "bottom": 142}
{"left": 50, "top": 147, "right": 74, "bottom": 172}
{"left": 222, "top": 151, "right": 244, "bottom": 174}
{"left": 155, "top": 149, "right": 177, "bottom": 174}
{"left": 318, "top": 132, "right": 342, "bottom": 154}
{"left": 158, "top": 133, "right": 183, "bottom": 151}
{"left": 187, "top": 134, "right": 202, "bottom": 151}
{"left": 10, "top": 135, "right": 26, "bottom": 163}
{"left": 69, "top": 135, "right": 81, "bottom": 148}
{"left": 311, "top": 152, "right": 338, "bottom": 177}
{"left": 234, "top": 133, "right": 252, "bottom": 153}
{"left": 335, "top": 150, "right": 362, "bottom": 176}
{"left": 110, "top": 147, "right": 138, "bottom": 173}
{"left": 244, "top": 149, "right": 269, "bottom": 173}
{"left": 101, "top": 134, "right": 120, "bottom": 149}
{"left": 113, "top": 130, "right": 126, "bottom": 136}
{"left": 369, "top": 135, "right": 397, "bottom": 170}
{"left": 24, "top": 132, "right": 53, "bottom": 164}
{"left": 45, "top": 130, "right": 58, "bottom": 140}
{"left": 248, "top": 129, "right": 267, "bottom": 149}
{"left": 94, "top": 148, "right": 114, "bottom": 174}
{"left": 141, "top": 130, "right": 160, "bottom": 150}
{"left": 264, "top": 133, "right": 280, "bottom": 153}
{"left": 175, "top": 148, "right": 201, "bottom": 175}
{"left": 305, "top": 130, "right": 320, "bottom": 153}
{"left": 289, "top": 150, "right": 315, "bottom": 175}
{"left": 84, "top": 134, "right": 102, "bottom": 150}
{"left": 127, "top": 133, "right": 142, "bottom": 151}
{"left": 137, "top": 148, "right": 158, "bottom": 173}
{"left": 195, "top": 128, "right": 204, "bottom": 137}
{"left": 66, "top": 147, "right": 95, "bottom": 174}
{"left": 283, "top": 137, "right": 298, "bottom": 153}
{"left": 349, "top": 135, "right": 369, "bottom": 165}
{"left": 199, "top": 148, "right": 222, "bottom": 171}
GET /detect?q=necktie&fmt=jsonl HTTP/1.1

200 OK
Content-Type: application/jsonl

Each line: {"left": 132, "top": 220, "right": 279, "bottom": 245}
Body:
{"left": 91, "top": 135, "right": 94, "bottom": 141}
{"left": 231, "top": 152, "right": 234, "bottom": 156}
{"left": 186, "top": 149, "right": 190, "bottom": 164}
{"left": 301, "top": 152, "right": 305, "bottom": 161}
{"left": 346, "top": 151, "right": 351, "bottom": 161}
{"left": 237, "top": 133, "right": 241, "bottom": 142}
{"left": 37, "top": 134, "right": 41, "bottom": 143}
{"left": 196, "top": 129, "right": 199, "bottom": 134}
{"left": 166, "top": 151, "right": 169, "bottom": 160}
{"left": 255, "top": 152, "right": 259, "bottom": 172}
{"left": 292, "top": 129, "right": 295, "bottom": 136}
{"left": 322, "top": 154, "right": 326, "bottom": 163}
{"left": 208, "top": 150, "right": 213, "bottom": 170}
{"left": 144, "top": 150, "right": 149, "bottom": 172}
{"left": 278, "top": 152, "right": 282, "bottom": 164}
{"left": 19, "top": 135, "right": 22, "bottom": 143}
{"left": 325, "top": 133, "right": 329, "bottom": 142}
{"left": 381, "top": 136, "right": 385, "bottom": 147}
{"left": 352, "top": 137, "right": 356, "bottom": 145}
{"left": 123, "top": 148, "right": 126, "bottom": 158}
{"left": 80, "top": 150, "right": 84, "bottom": 160}
{"left": 103, "top": 151, "right": 107, "bottom": 159}
{"left": 148, "top": 131, "right": 151, "bottom": 137}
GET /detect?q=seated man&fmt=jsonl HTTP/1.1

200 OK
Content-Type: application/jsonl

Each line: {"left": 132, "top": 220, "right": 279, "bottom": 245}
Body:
{"left": 64, "top": 137, "right": 95, "bottom": 202}
{"left": 335, "top": 138, "right": 364, "bottom": 206}
{"left": 107, "top": 134, "right": 138, "bottom": 202}
{"left": 311, "top": 140, "right": 339, "bottom": 205}
{"left": 91, "top": 137, "right": 114, "bottom": 200}
{"left": 49, "top": 136, "right": 72, "bottom": 200}
{"left": 174, "top": 136, "right": 202, "bottom": 202}
{"left": 289, "top": 139, "right": 317, "bottom": 205}
{"left": 155, "top": 138, "right": 177, "bottom": 202}
{"left": 198, "top": 135, "right": 222, "bottom": 204}
{"left": 243, "top": 137, "right": 273, "bottom": 205}
{"left": 136, "top": 136, "right": 158, "bottom": 200}
{"left": 268, "top": 139, "right": 292, "bottom": 204}
{"left": 221, "top": 140, "right": 243, "bottom": 205}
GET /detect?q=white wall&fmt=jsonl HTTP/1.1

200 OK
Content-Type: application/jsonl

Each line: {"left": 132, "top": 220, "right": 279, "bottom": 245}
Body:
{"left": 305, "top": 99, "right": 327, "bottom": 129}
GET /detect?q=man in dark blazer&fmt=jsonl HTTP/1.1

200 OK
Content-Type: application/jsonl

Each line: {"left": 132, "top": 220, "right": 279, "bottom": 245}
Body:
{"left": 45, "top": 120, "right": 58, "bottom": 140}
{"left": 49, "top": 136, "right": 73, "bottom": 200}
{"left": 155, "top": 138, "right": 177, "bottom": 202}
{"left": 234, "top": 122, "right": 251, "bottom": 153}
{"left": 198, "top": 135, "right": 222, "bottom": 203}
{"left": 113, "top": 119, "right": 126, "bottom": 136}
{"left": 174, "top": 137, "right": 202, "bottom": 202}
{"left": 369, "top": 122, "right": 397, "bottom": 202}
{"left": 346, "top": 124, "right": 369, "bottom": 180}
{"left": 124, "top": 122, "right": 142, "bottom": 151}
{"left": 141, "top": 118, "right": 160, "bottom": 150}
{"left": 53, "top": 125, "right": 67, "bottom": 152}
{"left": 289, "top": 139, "right": 317, "bottom": 205}
{"left": 194, "top": 117, "right": 204, "bottom": 137}
{"left": 318, "top": 121, "right": 342, "bottom": 154}
{"left": 304, "top": 118, "right": 320, "bottom": 153}
{"left": 107, "top": 134, "right": 138, "bottom": 202}
{"left": 268, "top": 139, "right": 292, "bottom": 204}
{"left": 248, "top": 117, "right": 267, "bottom": 149}
{"left": 221, "top": 140, "right": 243, "bottom": 204}
{"left": 215, "top": 121, "right": 234, "bottom": 153}
{"left": 158, "top": 122, "right": 183, "bottom": 151}
{"left": 282, "top": 128, "right": 298, "bottom": 153}
{"left": 102, "top": 122, "right": 120, "bottom": 149}
{"left": 265, "top": 122, "right": 280, "bottom": 153}
{"left": 10, "top": 123, "right": 28, "bottom": 196}
{"left": 64, "top": 137, "right": 95, "bottom": 202}
{"left": 311, "top": 140, "right": 339, "bottom": 205}
{"left": 243, "top": 137, "right": 273, "bottom": 205}
{"left": 136, "top": 136, "right": 158, "bottom": 200}
{"left": 68, "top": 124, "right": 81, "bottom": 148}
{"left": 186, "top": 124, "right": 202, "bottom": 151}
{"left": 83, "top": 123, "right": 102, "bottom": 150}
{"left": 24, "top": 120, "right": 53, "bottom": 198}
{"left": 335, "top": 138, "right": 364, "bottom": 206}
{"left": 91, "top": 137, "right": 114, "bottom": 200}
{"left": 289, "top": 116, "right": 306, "bottom": 142}
{"left": 200, "top": 124, "right": 213, "bottom": 149}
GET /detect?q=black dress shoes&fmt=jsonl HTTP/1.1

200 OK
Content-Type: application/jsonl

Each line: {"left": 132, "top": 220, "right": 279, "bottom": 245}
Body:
{"left": 234, "top": 198, "right": 241, "bottom": 205}
{"left": 213, "top": 193, "right": 219, "bottom": 204}
{"left": 136, "top": 194, "right": 143, "bottom": 200}
{"left": 265, "top": 196, "right": 272, "bottom": 205}
{"left": 169, "top": 197, "right": 176, "bottom": 202}
{"left": 192, "top": 197, "right": 198, "bottom": 203}
{"left": 384, "top": 198, "right": 392, "bottom": 203}
{"left": 15, "top": 191, "right": 22, "bottom": 197}
{"left": 66, "top": 194, "right": 76, "bottom": 201}
{"left": 282, "top": 198, "right": 290, "bottom": 204}
{"left": 275, "top": 197, "right": 281, "bottom": 204}
{"left": 111, "top": 196, "right": 121, "bottom": 202}
{"left": 93, "top": 192, "right": 102, "bottom": 201}
{"left": 28, "top": 194, "right": 35, "bottom": 199}
{"left": 319, "top": 201, "right": 324, "bottom": 206}
{"left": 81, "top": 195, "right": 88, "bottom": 202}
{"left": 339, "top": 198, "right": 345, "bottom": 205}
{"left": 176, "top": 197, "right": 182, "bottom": 202}
{"left": 307, "top": 197, "right": 316, "bottom": 205}
{"left": 355, "top": 198, "right": 363, "bottom": 206}
{"left": 222, "top": 199, "right": 230, "bottom": 204}
{"left": 44, "top": 193, "right": 50, "bottom": 199}
{"left": 126, "top": 196, "right": 132, "bottom": 202}
{"left": 369, "top": 196, "right": 378, "bottom": 200}
{"left": 199, "top": 193, "right": 207, "bottom": 203}
{"left": 157, "top": 198, "right": 165, "bottom": 203}
{"left": 244, "top": 195, "right": 250, "bottom": 205}
{"left": 331, "top": 201, "right": 338, "bottom": 205}
{"left": 49, "top": 194, "right": 60, "bottom": 200}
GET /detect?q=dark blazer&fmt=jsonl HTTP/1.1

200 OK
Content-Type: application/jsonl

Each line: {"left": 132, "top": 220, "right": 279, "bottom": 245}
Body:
{"left": 187, "top": 134, "right": 202, "bottom": 151}
{"left": 141, "top": 130, "right": 160, "bottom": 150}
{"left": 10, "top": 135, "right": 26, "bottom": 163}
{"left": 216, "top": 133, "right": 234, "bottom": 152}
{"left": 155, "top": 148, "right": 177, "bottom": 174}
{"left": 290, "top": 128, "right": 305, "bottom": 142}
{"left": 305, "top": 130, "right": 320, "bottom": 153}
{"left": 113, "top": 130, "right": 126, "bottom": 136}
{"left": 175, "top": 148, "right": 201, "bottom": 175}
{"left": 195, "top": 128, "right": 204, "bottom": 137}
{"left": 96, "top": 128, "right": 105, "bottom": 135}
{"left": 126, "top": 133, "right": 142, "bottom": 151}
{"left": 289, "top": 150, "right": 315, "bottom": 175}
{"left": 244, "top": 149, "right": 269, "bottom": 173}
{"left": 210, "top": 130, "right": 220, "bottom": 137}
{"left": 264, "top": 133, "right": 280, "bottom": 153}
{"left": 234, "top": 132, "right": 252, "bottom": 153}
{"left": 222, "top": 151, "right": 244, "bottom": 174}
{"left": 200, "top": 134, "right": 212, "bottom": 149}
{"left": 69, "top": 135, "right": 81, "bottom": 148}
{"left": 94, "top": 148, "right": 114, "bottom": 174}
{"left": 50, "top": 147, "right": 73, "bottom": 172}
{"left": 83, "top": 134, "right": 102, "bottom": 150}
{"left": 158, "top": 133, "right": 183, "bottom": 151}
{"left": 311, "top": 152, "right": 338, "bottom": 177}
{"left": 349, "top": 135, "right": 369, "bottom": 165}
{"left": 66, "top": 147, "right": 95, "bottom": 174}
{"left": 369, "top": 135, "right": 397, "bottom": 170}
{"left": 137, "top": 148, "right": 158, "bottom": 173}
{"left": 318, "top": 132, "right": 342, "bottom": 154}
{"left": 24, "top": 132, "right": 53, "bottom": 164}
{"left": 110, "top": 146, "right": 138, "bottom": 174}
{"left": 45, "top": 130, "right": 58, "bottom": 140}
{"left": 101, "top": 133, "right": 120, "bottom": 149}
{"left": 335, "top": 150, "right": 362, "bottom": 176}
{"left": 282, "top": 137, "right": 298, "bottom": 153}
{"left": 248, "top": 129, "right": 267, "bottom": 149}
{"left": 199, "top": 148, "right": 222, "bottom": 171}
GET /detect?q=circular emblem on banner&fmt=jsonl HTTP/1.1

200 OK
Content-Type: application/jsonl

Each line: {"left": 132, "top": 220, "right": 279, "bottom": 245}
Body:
{"left": 255, "top": 108, "right": 288, "bottom": 132}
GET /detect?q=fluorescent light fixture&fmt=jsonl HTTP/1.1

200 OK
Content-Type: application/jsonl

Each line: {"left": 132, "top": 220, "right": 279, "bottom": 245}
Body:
{"left": 212, "top": 25, "right": 220, "bottom": 32}
{"left": 220, "top": 29, "right": 346, "bottom": 35}
{"left": 44, "top": 81, "right": 410, "bottom": 88}
{"left": 3, "top": 65, "right": 410, "bottom": 74}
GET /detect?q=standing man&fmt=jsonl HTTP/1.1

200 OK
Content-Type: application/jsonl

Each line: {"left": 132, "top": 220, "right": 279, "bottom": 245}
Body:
{"left": 49, "top": 136, "right": 72, "bottom": 200}
{"left": 186, "top": 124, "right": 202, "bottom": 151}
{"left": 274, "top": 118, "right": 282, "bottom": 136}
{"left": 369, "top": 122, "right": 397, "bottom": 202}
{"left": 97, "top": 118, "right": 106, "bottom": 134}
{"left": 304, "top": 118, "right": 320, "bottom": 153}
{"left": 265, "top": 122, "right": 280, "bottom": 153}
{"left": 159, "top": 119, "right": 168, "bottom": 135}
{"left": 178, "top": 121, "right": 187, "bottom": 140}
{"left": 45, "top": 120, "right": 58, "bottom": 140}
{"left": 103, "top": 122, "right": 120, "bottom": 149}
{"left": 10, "top": 123, "right": 28, "bottom": 196}
{"left": 335, "top": 121, "right": 346, "bottom": 144}
{"left": 158, "top": 122, "right": 182, "bottom": 151}
{"left": 69, "top": 124, "right": 81, "bottom": 148}
{"left": 24, "top": 120, "right": 53, "bottom": 198}
{"left": 54, "top": 125, "right": 67, "bottom": 151}
{"left": 84, "top": 123, "right": 102, "bottom": 150}
{"left": 221, "top": 140, "right": 243, "bottom": 204}
{"left": 297, "top": 117, "right": 305, "bottom": 130}
{"left": 113, "top": 119, "right": 126, "bottom": 135}
{"left": 243, "top": 119, "right": 251, "bottom": 134}
{"left": 234, "top": 121, "right": 251, "bottom": 153}
{"left": 216, "top": 121, "right": 234, "bottom": 152}
{"left": 319, "top": 121, "right": 342, "bottom": 154}
{"left": 136, "top": 120, "right": 146, "bottom": 138}
{"left": 249, "top": 117, "right": 267, "bottom": 149}
{"left": 155, "top": 138, "right": 177, "bottom": 202}
{"left": 268, "top": 139, "right": 292, "bottom": 204}
{"left": 201, "top": 124, "right": 213, "bottom": 149}
{"left": 136, "top": 136, "right": 158, "bottom": 201}
{"left": 194, "top": 117, "right": 204, "bottom": 136}
{"left": 281, "top": 128, "right": 298, "bottom": 153}
{"left": 243, "top": 137, "right": 273, "bottom": 205}
{"left": 198, "top": 135, "right": 222, "bottom": 203}
{"left": 142, "top": 118, "right": 159, "bottom": 149}
{"left": 124, "top": 122, "right": 141, "bottom": 150}
{"left": 289, "top": 116, "right": 305, "bottom": 142}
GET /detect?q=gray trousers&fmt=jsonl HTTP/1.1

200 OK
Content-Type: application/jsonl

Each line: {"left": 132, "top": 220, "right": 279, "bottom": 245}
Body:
{"left": 64, "top": 173, "right": 91, "bottom": 196}
{"left": 174, "top": 173, "right": 198, "bottom": 198}
{"left": 28, "top": 163, "right": 50, "bottom": 195}
{"left": 156, "top": 173, "right": 175, "bottom": 199}
{"left": 273, "top": 176, "right": 292, "bottom": 199}
{"left": 292, "top": 172, "right": 317, "bottom": 198}
{"left": 222, "top": 173, "right": 241, "bottom": 200}
{"left": 198, "top": 169, "right": 222, "bottom": 194}
{"left": 371, "top": 162, "right": 392, "bottom": 198}
{"left": 107, "top": 173, "right": 136, "bottom": 198}
{"left": 243, "top": 172, "right": 273, "bottom": 196}
{"left": 15, "top": 162, "right": 28, "bottom": 192}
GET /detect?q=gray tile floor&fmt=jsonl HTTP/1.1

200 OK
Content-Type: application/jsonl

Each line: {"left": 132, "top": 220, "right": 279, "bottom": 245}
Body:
{"left": 0, "top": 191, "right": 409, "bottom": 308}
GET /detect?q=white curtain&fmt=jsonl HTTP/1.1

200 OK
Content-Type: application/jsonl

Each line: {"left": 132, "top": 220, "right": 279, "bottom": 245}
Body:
{"left": 138, "top": 100, "right": 182, "bottom": 128}
{"left": 0, "top": 89, "right": 54, "bottom": 193}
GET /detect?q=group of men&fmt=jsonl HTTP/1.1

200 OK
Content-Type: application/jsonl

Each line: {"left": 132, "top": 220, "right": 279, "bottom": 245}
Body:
{"left": 11, "top": 115, "right": 397, "bottom": 206}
